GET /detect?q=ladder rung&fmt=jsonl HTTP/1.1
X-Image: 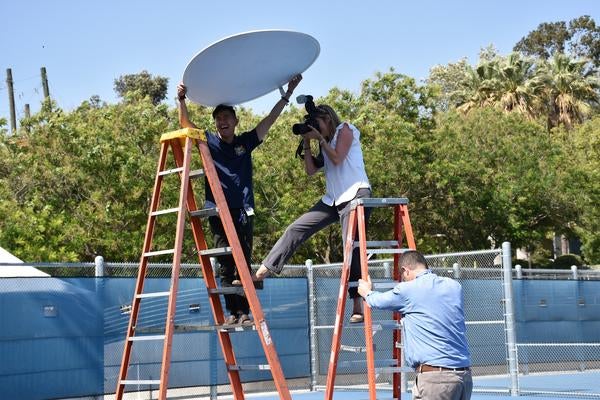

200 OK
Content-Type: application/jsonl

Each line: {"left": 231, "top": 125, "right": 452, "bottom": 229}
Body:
{"left": 137, "top": 323, "right": 257, "bottom": 333}
{"left": 128, "top": 335, "right": 165, "bottom": 341}
{"left": 209, "top": 287, "right": 244, "bottom": 295}
{"left": 143, "top": 249, "right": 175, "bottom": 257}
{"left": 121, "top": 379, "right": 161, "bottom": 385}
{"left": 361, "top": 240, "right": 399, "bottom": 248}
{"left": 189, "top": 208, "right": 219, "bottom": 218}
{"left": 218, "top": 324, "right": 257, "bottom": 332}
{"left": 158, "top": 167, "right": 184, "bottom": 176}
{"left": 136, "top": 291, "right": 170, "bottom": 299}
{"left": 374, "top": 321, "right": 403, "bottom": 330}
{"left": 373, "top": 282, "right": 399, "bottom": 289}
{"left": 339, "top": 358, "right": 400, "bottom": 369}
{"left": 340, "top": 344, "right": 376, "bottom": 353}
{"left": 351, "top": 197, "right": 409, "bottom": 208}
{"left": 366, "top": 248, "right": 410, "bottom": 255}
{"left": 200, "top": 247, "right": 232, "bottom": 257}
{"left": 348, "top": 281, "right": 399, "bottom": 289}
{"left": 228, "top": 364, "right": 271, "bottom": 371}
{"left": 157, "top": 167, "right": 204, "bottom": 178}
{"left": 375, "top": 366, "right": 414, "bottom": 374}
{"left": 151, "top": 207, "right": 180, "bottom": 216}
{"left": 189, "top": 168, "right": 205, "bottom": 178}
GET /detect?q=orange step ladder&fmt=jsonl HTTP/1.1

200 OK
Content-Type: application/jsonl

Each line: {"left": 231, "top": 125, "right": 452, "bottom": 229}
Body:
{"left": 115, "top": 128, "right": 291, "bottom": 400}
{"left": 325, "top": 198, "right": 416, "bottom": 400}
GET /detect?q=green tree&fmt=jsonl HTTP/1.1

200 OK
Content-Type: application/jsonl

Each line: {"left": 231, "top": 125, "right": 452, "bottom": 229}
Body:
{"left": 424, "top": 108, "right": 577, "bottom": 251}
{"left": 514, "top": 15, "right": 600, "bottom": 66}
{"left": 562, "top": 116, "right": 600, "bottom": 263}
{"left": 0, "top": 97, "right": 177, "bottom": 261}
{"left": 114, "top": 70, "right": 169, "bottom": 105}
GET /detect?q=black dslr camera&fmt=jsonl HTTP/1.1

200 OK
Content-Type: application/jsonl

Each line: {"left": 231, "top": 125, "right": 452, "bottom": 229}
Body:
{"left": 293, "top": 95, "right": 324, "bottom": 168}
{"left": 292, "top": 95, "right": 321, "bottom": 135}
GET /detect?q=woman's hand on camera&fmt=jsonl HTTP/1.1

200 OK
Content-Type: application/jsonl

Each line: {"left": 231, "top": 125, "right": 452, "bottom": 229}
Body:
{"left": 303, "top": 125, "right": 323, "bottom": 141}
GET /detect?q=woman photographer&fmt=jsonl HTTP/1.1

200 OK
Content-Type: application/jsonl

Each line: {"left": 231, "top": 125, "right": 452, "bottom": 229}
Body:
{"left": 254, "top": 103, "right": 371, "bottom": 323}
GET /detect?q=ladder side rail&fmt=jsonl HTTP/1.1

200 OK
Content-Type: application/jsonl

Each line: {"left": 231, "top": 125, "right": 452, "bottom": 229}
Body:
{"left": 157, "top": 138, "right": 194, "bottom": 400}
{"left": 196, "top": 140, "right": 291, "bottom": 399}
{"left": 394, "top": 203, "right": 416, "bottom": 399}
{"left": 400, "top": 204, "right": 416, "bottom": 250}
{"left": 393, "top": 205, "right": 403, "bottom": 399}
{"left": 358, "top": 205, "right": 377, "bottom": 400}
{"left": 324, "top": 208, "right": 358, "bottom": 400}
{"left": 172, "top": 139, "right": 245, "bottom": 397}
{"left": 116, "top": 141, "right": 170, "bottom": 399}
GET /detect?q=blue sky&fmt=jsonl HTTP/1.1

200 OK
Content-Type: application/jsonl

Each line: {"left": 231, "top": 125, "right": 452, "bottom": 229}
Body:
{"left": 1, "top": 1, "right": 598, "bottom": 124}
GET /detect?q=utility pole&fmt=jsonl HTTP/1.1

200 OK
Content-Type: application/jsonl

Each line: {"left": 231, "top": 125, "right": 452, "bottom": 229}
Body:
{"left": 6, "top": 68, "right": 17, "bottom": 134}
{"left": 41, "top": 67, "right": 50, "bottom": 98}
{"left": 24, "top": 104, "right": 30, "bottom": 119}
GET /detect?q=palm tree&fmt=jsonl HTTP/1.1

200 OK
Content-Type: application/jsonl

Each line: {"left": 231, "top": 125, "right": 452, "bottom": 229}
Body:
{"left": 541, "top": 53, "right": 600, "bottom": 130}
{"left": 457, "top": 53, "right": 546, "bottom": 120}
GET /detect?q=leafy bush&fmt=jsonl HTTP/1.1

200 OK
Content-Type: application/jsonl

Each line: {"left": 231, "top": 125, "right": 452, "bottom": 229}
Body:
{"left": 549, "top": 254, "right": 583, "bottom": 269}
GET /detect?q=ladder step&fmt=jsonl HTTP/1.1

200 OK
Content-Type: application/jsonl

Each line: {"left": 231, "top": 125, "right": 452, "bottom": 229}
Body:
{"left": 136, "top": 323, "right": 257, "bottom": 333}
{"left": 351, "top": 197, "right": 409, "bottom": 208}
{"left": 339, "top": 358, "right": 402, "bottom": 369}
{"left": 340, "top": 344, "right": 376, "bottom": 353}
{"left": 129, "top": 335, "right": 166, "bottom": 341}
{"left": 136, "top": 291, "right": 170, "bottom": 299}
{"left": 348, "top": 281, "right": 398, "bottom": 289}
{"left": 363, "top": 240, "right": 399, "bottom": 247}
{"left": 157, "top": 167, "right": 205, "bottom": 178}
{"left": 143, "top": 249, "right": 175, "bottom": 257}
{"left": 189, "top": 207, "right": 219, "bottom": 218}
{"left": 189, "top": 168, "right": 205, "bottom": 178}
{"left": 121, "top": 379, "right": 161, "bottom": 385}
{"left": 208, "top": 286, "right": 245, "bottom": 295}
{"left": 158, "top": 167, "right": 184, "bottom": 176}
{"left": 366, "top": 248, "right": 411, "bottom": 255}
{"left": 151, "top": 207, "right": 180, "bottom": 216}
{"left": 200, "top": 247, "right": 232, "bottom": 257}
{"left": 375, "top": 366, "right": 414, "bottom": 374}
{"left": 228, "top": 364, "right": 271, "bottom": 371}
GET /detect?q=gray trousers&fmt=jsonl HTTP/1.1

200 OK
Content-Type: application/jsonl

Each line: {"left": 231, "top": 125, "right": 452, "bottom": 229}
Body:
{"left": 262, "top": 188, "right": 371, "bottom": 298}
{"left": 412, "top": 370, "right": 473, "bottom": 400}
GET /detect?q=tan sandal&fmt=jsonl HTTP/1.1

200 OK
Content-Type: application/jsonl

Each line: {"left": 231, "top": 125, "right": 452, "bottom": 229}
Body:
{"left": 349, "top": 313, "right": 364, "bottom": 323}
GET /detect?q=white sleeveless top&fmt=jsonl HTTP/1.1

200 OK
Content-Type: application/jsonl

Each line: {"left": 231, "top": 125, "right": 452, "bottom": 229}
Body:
{"left": 321, "top": 122, "right": 371, "bottom": 206}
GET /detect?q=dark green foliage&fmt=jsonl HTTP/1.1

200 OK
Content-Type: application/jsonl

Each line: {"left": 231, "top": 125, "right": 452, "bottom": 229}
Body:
{"left": 550, "top": 254, "right": 583, "bottom": 269}
{"left": 114, "top": 70, "right": 169, "bottom": 105}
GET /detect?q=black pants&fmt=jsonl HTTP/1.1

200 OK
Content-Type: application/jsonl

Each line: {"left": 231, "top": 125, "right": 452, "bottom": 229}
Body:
{"left": 208, "top": 209, "right": 253, "bottom": 316}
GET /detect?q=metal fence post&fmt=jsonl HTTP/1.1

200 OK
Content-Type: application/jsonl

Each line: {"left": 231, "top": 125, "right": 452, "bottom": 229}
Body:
{"left": 383, "top": 261, "right": 391, "bottom": 279}
{"left": 94, "top": 255, "right": 104, "bottom": 278}
{"left": 502, "top": 242, "right": 519, "bottom": 396}
{"left": 453, "top": 262, "right": 460, "bottom": 279}
{"left": 306, "top": 259, "right": 318, "bottom": 391}
{"left": 571, "top": 265, "right": 578, "bottom": 280}
{"left": 515, "top": 264, "right": 522, "bottom": 280}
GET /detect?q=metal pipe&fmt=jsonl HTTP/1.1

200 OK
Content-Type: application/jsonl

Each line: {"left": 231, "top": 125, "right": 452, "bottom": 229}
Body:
{"left": 502, "top": 242, "right": 519, "bottom": 396}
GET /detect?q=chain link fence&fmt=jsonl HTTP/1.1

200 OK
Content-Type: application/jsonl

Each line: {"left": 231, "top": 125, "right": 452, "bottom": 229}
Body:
{"left": 2, "top": 244, "right": 600, "bottom": 398}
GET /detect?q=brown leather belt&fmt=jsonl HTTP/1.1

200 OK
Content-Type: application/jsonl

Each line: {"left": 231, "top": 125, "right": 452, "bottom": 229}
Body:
{"left": 418, "top": 364, "right": 470, "bottom": 373}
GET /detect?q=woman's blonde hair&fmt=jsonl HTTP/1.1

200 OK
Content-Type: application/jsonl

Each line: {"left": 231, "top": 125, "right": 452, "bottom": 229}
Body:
{"left": 316, "top": 104, "right": 342, "bottom": 135}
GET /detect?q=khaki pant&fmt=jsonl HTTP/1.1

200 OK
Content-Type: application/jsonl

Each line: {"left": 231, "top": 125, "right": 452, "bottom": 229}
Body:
{"left": 412, "top": 370, "right": 473, "bottom": 400}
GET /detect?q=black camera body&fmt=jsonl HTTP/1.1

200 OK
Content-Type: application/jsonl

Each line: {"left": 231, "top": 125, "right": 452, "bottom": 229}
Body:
{"left": 293, "top": 94, "right": 324, "bottom": 168}
{"left": 292, "top": 95, "right": 321, "bottom": 135}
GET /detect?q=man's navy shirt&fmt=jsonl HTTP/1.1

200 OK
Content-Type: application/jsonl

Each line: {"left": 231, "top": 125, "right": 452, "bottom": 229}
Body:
{"left": 204, "top": 129, "right": 261, "bottom": 210}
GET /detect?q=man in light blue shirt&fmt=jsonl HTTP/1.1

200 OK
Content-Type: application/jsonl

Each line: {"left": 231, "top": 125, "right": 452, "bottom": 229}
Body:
{"left": 358, "top": 250, "right": 472, "bottom": 400}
